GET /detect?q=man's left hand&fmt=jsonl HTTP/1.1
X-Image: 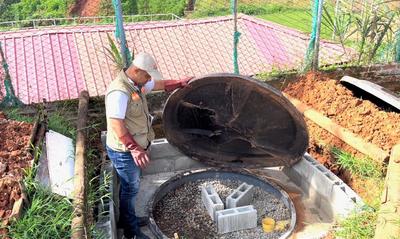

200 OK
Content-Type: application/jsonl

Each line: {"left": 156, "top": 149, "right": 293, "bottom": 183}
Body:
{"left": 164, "top": 76, "right": 194, "bottom": 92}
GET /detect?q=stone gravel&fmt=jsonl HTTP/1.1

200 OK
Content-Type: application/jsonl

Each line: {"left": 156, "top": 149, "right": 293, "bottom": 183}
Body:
{"left": 153, "top": 179, "right": 291, "bottom": 239}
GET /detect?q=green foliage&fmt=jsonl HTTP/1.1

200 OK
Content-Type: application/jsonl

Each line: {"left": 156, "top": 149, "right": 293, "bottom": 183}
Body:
{"left": 331, "top": 147, "right": 383, "bottom": 179}
{"left": 104, "top": 33, "right": 135, "bottom": 71}
{"left": 321, "top": 2, "right": 399, "bottom": 64}
{"left": 2, "top": 108, "right": 34, "bottom": 123}
{"left": 355, "top": 9, "right": 396, "bottom": 64}
{"left": 0, "top": 0, "right": 20, "bottom": 21}
{"left": 99, "top": 0, "right": 115, "bottom": 16}
{"left": 191, "top": 1, "right": 293, "bottom": 18}
{"left": 322, "top": 4, "right": 355, "bottom": 50}
{"left": 5, "top": 0, "right": 73, "bottom": 21}
{"left": 334, "top": 206, "right": 378, "bottom": 239}
{"left": 48, "top": 111, "right": 76, "bottom": 139}
{"left": 121, "top": 0, "right": 187, "bottom": 17}
{"left": 105, "top": 33, "right": 124, "bottom": 70}
{"left": 8, "top": 187, "right": 74, "bottom": 238}
{"left": 8, "top": 158, "right": 74, "bottom": 239}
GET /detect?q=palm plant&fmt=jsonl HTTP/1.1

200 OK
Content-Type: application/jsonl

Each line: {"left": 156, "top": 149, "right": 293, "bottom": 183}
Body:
{"left": 103, "top": 33, "right": 134, "bottom": 71}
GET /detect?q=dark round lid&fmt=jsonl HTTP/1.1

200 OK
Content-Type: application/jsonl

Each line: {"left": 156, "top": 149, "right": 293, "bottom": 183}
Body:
{"left": 162, "top": 73, "right": 309, "bottom": 168}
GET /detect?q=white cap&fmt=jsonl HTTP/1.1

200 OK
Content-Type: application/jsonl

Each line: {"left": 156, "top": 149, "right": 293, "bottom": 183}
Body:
{"left": 132, "top": 52, "right": 163, "bottom": 80}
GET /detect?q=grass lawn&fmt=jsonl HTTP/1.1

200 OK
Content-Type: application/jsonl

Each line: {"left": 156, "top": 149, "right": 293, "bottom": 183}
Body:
{"left": 256, "top": 8, "right": 333, "bottom": 39}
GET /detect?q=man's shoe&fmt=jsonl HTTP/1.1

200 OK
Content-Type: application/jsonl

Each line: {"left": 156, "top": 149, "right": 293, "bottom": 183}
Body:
{"left": 137, "top": 216, "right": 149, "bottom": 227}
{"left": 135, "top": 230, "right": 150, "bottom": 239}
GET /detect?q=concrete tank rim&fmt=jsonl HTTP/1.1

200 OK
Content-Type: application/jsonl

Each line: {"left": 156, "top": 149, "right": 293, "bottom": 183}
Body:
{"left": 147, "top": 167, "right": 296, "bottom": 239}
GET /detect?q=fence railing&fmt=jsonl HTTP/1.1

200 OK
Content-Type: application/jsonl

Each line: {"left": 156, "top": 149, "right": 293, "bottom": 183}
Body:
{"left": 0, "top": 14, "right": 182, "bottom": 30}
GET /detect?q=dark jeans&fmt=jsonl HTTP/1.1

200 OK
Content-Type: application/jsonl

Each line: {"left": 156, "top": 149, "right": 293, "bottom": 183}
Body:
{"left": 106, "top": 146, "right": 141, "bottom": 237}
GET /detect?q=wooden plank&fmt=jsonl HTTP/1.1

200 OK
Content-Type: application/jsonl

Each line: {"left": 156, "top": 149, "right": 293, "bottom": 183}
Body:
{"left": 284, "top": 93, "right": 390, "bottom": 163}
{"left": 374, "top": 144, "right": 400, "bottom": 239}
{"left": 71, "top": 91, "right": 89, "bottom": 239}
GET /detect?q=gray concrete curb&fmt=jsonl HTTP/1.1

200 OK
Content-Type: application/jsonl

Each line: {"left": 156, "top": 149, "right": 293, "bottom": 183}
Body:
{"left": 283, "top": 153, "right": 364, "bottom": 219}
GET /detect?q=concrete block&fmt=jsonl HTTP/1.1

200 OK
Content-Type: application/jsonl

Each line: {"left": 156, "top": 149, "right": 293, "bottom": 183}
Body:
{"left": 144, "top": 138, "right": 205, "bottom": 175}
{"left": 95, "top": 160, "right": 117, "bottom": 239}
{"left": 226, "top": 183, "right": 254, "bottom": 208}
{"left": 174, "top": 155, "right": 204, "bottom": 171}
{"left": 284, "top": 153, "right": 364, "bottom": 219}
{"left": 331, "top": 184, "right": 364, "bottom": 218}
{"left": 201, "top": 185, "right": 224, "bottom": 221}
{"left": 216, "top": 205, "right": 257, "bottom": 234}
{"left": 143, "top": 158, "right": 176, "bottom": 175}
{"left": 284, "top": 154, "right": 343, "bottom": 199}
{"left": 149, "top": 138, "right": 185, "bottom": 160}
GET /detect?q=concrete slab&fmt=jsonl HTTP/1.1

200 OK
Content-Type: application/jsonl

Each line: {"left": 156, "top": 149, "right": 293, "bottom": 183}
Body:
{"left": 216, "top": 205, "right": 257, "bottom": 234}
{"left": 45, "top": 130, "right": 75, "bottom": 198}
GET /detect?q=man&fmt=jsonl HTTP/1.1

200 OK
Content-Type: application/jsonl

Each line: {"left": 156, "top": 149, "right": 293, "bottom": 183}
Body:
{"left": 105, "top": 52, "right": 192, "bottom": 239}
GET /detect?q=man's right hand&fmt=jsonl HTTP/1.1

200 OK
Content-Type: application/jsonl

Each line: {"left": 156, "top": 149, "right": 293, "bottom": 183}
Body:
{"left": 119, "top": 132, "right": 150, "bottom": 168}
{"left": 130, "top": 147, "right": 150, "bottom": 168}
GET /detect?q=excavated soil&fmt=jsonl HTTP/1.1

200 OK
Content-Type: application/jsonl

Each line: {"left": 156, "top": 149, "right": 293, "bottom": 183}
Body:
{"left": 0, "top": 113, "right": 33, "bottom": 226}
{"left": 0, "top": 118, "right": 33, "bottom": 180}
{"left": 283, "top": 72, "right": 400, "bottom": 199}
{"left": 284, "top": 72, "right": 400, "bottom": 152}
{"left": 69, "top": 0, "right": 101, "bottom": 17}
{"left": 0, "top": 178, "right": 22, "bottom": 225}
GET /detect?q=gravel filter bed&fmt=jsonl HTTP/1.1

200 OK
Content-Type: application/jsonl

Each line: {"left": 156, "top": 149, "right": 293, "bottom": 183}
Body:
{"left": 153, "top": 179, "right": 291, "bottom": 239}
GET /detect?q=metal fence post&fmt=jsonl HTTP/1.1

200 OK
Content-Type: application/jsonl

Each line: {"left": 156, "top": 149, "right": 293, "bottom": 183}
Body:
{"left": 312, "top": 0, "right": 324, "bottom": 71}
{"left": 231, "top": 0, "right": 240, "bottom": 74}
{"left": 112, "top": 0, "right": 129, "bottom": 68}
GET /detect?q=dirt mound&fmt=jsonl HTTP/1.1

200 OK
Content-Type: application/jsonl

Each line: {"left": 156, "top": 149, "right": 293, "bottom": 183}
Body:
{"left": 0, "top": 178, "right": 22, "bottom": 222}
{"left": 69, "top": 0, "right": 101, "bottom": 17}
{"left": 0, "top": 113, "right": 32, "bottom": 225}
{"left": 0, "top": 118, "right": 33, "bottom": 180}
{"left": 284, "top": 72, "right": 400, "bottom": 151}
{"left": 282, "top": 72, "right": 400, "bottom": 202}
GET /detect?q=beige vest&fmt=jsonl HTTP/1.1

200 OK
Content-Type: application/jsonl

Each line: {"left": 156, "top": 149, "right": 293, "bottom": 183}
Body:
{"left": 106, "top": 71, "right": 155, "bottom": 152}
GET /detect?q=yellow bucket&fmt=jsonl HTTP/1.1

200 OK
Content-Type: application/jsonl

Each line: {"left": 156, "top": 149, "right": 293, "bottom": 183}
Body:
{"left": 262, "top": 217, "right": 275, "bottom": 233}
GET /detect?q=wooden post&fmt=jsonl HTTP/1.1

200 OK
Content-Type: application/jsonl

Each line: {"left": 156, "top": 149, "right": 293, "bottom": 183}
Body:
{"left": 71, "top": 91, "right": 89, "bottom": 239}
{"left": 374, "top": 144, "right": 400, "bottom": 239}
{"left": 284, "top": 94, "right": 389, "bottom": 163}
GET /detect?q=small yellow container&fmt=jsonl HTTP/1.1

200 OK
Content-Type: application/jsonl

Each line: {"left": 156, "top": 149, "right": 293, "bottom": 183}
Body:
{"left": 262, "top": 217, "right": 275, "bottom": 233}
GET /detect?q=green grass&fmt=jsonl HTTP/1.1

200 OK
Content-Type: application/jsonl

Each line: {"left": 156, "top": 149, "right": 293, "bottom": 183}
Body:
{"left": 2, "top": 108, "right": 34, "bottom": 123}
{"left": 257, "top": 8, "right": 311, "bottom": 32}
{"left": 7, "top": 162, "right": 74, "bottom": 238}
{"left": 47, "top": 111, "right": 76, "bottom": 139}
{"left": 2, "top": 106, "right": 77, "bottom": 238}
{"left": 330, "top": 147, "right": 385, "bottom": 238}
{"left": 188, "top": 1, "right": 334, "bottom": 40}
{"left": 334, "top": 206, "right": 378, "bottom": 239}
{"left": 257, "top": 7, "right": 334, "bottom": 39}
{"left": 331, "top": 147, "right": 384, "bottom": 179}
{"left": 8, "top": 187, "right": 74, "bottom": 238}
{"left": 3, "top": 107, "right": 76, "bottom": 139}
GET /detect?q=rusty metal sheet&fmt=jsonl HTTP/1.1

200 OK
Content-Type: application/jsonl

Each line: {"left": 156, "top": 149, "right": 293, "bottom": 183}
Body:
{"left": 163, "top": 73, "right": 309, "bottom": 168}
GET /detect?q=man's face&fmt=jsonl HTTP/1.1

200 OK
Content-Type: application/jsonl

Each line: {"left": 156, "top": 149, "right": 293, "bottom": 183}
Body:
{"left": 135, "top": 69, "right": 151, "bottom": 86}
{"left": 136, "top": 70, "right": 151, "bottom": 86}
